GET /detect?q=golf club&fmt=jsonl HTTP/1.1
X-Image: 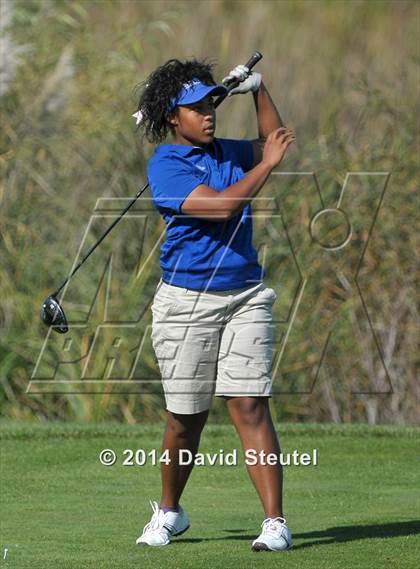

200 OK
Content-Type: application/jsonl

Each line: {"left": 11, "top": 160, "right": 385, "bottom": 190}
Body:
{"left": 40, "top": 51, "right": 263, "bottom": 334}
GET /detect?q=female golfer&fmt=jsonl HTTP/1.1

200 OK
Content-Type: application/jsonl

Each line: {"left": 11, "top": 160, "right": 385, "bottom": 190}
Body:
{"left": 133, "top": 58, "right": 295, "bottom": 552}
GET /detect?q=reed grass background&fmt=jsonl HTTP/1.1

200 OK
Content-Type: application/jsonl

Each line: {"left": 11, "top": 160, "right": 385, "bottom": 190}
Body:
{"left": 1, "top": 0, "right": 418, "bottom": 424}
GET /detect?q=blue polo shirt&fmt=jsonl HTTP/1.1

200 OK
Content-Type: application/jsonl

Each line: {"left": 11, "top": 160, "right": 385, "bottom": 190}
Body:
{"left": 147, "top": 137, "right": 265, "bottom": 291}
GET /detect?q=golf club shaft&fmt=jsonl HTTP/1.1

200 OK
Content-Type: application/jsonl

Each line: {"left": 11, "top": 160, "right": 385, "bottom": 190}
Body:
{"left": 52, "top": 51, "right": 263, "bottom": 298}
{"left": 52, "top": 187, "right": 146, "bottom": 296}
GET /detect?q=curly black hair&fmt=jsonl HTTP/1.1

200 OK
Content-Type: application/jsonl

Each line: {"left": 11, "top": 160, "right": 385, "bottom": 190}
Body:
{"left": 133, "top": 57, "right": 218, "bottom": 144}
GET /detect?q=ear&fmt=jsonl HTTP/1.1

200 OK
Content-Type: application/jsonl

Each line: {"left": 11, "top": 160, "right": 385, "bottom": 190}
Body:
{"left": 167, "top": 109, "right": 179, "bottom": 127}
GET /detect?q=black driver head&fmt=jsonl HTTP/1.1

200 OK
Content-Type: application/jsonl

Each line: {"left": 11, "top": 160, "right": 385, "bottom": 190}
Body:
{"left": 40, "top": 295, "right": 69, "bottom": 334}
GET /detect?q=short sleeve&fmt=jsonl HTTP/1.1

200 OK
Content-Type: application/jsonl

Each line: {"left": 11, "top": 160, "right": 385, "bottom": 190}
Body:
{"left": 217, "top": 138, "right": 254, "bottom": 173}
{"left": 147, "top": 154, "right": 207, "bottom": 214}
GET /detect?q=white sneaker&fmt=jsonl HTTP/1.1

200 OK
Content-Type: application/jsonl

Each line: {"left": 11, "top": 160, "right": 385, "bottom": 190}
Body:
{"left": 251, "top": 516, "right": 292, "bottom": 551}
{"left": 136, "top": 500, "right": 190, "bottom": 546}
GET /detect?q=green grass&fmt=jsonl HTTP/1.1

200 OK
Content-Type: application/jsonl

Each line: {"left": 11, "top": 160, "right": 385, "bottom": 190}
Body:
{"left": 1, "top": 422, "right": 419, "bottom": 568}
{"left": 1, "top": 0, "right": 418, "bottom": 425}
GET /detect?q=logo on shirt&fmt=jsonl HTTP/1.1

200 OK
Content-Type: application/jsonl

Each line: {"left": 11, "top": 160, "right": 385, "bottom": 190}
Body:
{"left": 195, "top": 165, "right": 207, "bottom": 172}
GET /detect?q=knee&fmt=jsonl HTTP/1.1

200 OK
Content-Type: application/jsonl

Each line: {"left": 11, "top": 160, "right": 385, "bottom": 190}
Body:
{"left": 229, "top": 397, "right": 269, "bottom": 428}
{"left": 167, "top": 410, "right": 208, "bottom": 438}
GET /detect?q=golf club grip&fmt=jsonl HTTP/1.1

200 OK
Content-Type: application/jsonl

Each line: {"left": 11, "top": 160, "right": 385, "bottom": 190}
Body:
{"left": 214, "top": 51, "right": 263, "bottom": 107}
{"left": 244, "top": 51, "right": 263, "bottom": 72}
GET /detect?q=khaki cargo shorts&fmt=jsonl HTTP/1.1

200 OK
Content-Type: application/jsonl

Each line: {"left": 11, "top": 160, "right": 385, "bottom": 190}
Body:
{"left": 151, "top": 279, "right": 278, "bottom": 415}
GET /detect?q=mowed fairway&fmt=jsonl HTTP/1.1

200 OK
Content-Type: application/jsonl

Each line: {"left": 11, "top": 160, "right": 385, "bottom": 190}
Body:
{"left": 1, "top": 422, "right": 419, "bottom": 569}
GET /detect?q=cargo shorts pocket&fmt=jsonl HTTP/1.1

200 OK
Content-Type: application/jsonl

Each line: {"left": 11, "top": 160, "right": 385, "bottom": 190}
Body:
{"left": 151, "top": 293, "right": 179, "bottom": 320}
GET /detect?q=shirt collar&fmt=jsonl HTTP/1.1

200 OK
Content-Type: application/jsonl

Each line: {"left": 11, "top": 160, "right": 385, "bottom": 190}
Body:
{"left": 156, "top": 141, "right": 215, "bottom": 157}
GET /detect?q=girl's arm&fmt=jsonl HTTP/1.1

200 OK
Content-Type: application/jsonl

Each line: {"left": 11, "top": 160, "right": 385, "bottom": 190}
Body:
{"left": 181, "top": 82, "right": 294, "bottom": 222}
{"left": 181, "top": 127, "right": 295, "bottom": 221}
{"left": 180, "top": 161, "right": 273, "bottom": 222}
{"left": 250, "top": 81, "right": 285, "bottom": 167}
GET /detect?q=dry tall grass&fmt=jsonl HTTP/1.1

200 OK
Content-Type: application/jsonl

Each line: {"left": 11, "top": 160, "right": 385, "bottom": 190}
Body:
{"left": 1, "top": 0, "right": 418, "bottom": 423}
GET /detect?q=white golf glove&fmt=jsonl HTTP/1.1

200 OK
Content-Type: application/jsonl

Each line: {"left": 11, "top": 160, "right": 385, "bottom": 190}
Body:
{"left": 222, "top": 64, "right": 262, "bottom": 96}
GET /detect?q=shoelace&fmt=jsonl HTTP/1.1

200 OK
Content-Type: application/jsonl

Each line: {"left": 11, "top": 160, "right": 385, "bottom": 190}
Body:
{"left": 142, "top": 500, "right": 165, "bottom": 534}
{"left": 261, "top": 516, "right": 287, "bottom": 536}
